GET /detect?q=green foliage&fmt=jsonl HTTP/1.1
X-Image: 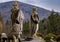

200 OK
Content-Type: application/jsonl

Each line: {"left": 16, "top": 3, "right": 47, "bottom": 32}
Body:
{"left": 44, "top": 36, "right": 50, "bottom": 42}
{"left": 41, "top": 11, "right": 60, "bottom": 35}
{"left": 48, "top": 12, "right": 60, "bottom": 34}
{"left": 44, "top": 33, "right": 57, "bottom": 42}
{"left": 56, "top": 35, "right": 60, "bottom": 42}
{"left": 23, "top": 21, "right": 30, "bottom": 35}
{"left": 48, "top": 12, "right": 59, "bottom": 33}
{"left": 39, "top": 20, "right": 44, "bottom": 34}
{"left": 36, "top": 33, "right": 44, "bottom": 38}
{"left": 36, "top": 10, "right": 60, "bottom": 35}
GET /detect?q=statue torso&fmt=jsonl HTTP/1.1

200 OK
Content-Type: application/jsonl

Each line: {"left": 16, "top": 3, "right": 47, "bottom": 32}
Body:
{"left": 31, "top": 14, "right": 39, "bottom": 24}
{"left": 11, "top": 9, "right": 19, "bottom": 25}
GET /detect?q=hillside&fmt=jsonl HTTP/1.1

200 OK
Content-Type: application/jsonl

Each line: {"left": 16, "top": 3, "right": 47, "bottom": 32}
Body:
{"left": 0, "top": 1, "right": 51, "bottom": 23}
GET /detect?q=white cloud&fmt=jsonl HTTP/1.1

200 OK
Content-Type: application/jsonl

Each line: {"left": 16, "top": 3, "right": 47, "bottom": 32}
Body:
{"left": 0, "top": 0, "right": 12, "bottom": 3}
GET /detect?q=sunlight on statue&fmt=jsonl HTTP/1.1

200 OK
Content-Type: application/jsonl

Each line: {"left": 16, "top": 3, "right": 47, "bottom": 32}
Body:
{"left": 11, "top": 1, "right": 24, "bottom": 42}
{"left": 30, "top": 7, "right": 39, "bottom": 38}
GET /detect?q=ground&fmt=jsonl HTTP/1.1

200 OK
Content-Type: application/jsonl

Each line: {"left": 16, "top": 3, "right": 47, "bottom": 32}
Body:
{"left": 22, "top": 37, "right": 45, "bottom": 42}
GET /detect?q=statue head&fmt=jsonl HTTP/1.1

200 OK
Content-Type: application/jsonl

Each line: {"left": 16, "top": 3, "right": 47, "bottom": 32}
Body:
{"left": 13, "top": 1, "right": 19, "bottom": 10}
{"left": 32, "top": 7, "right": 38, "bottom": 15}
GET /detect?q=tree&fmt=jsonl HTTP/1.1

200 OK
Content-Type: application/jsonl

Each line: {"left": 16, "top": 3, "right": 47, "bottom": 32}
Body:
{"left": 48, "top": 11, "right": 60, "bottom": 34}
{"left": 38, "top": 20, "right": 44, "bottom": 34}
{"left": 23, "top": 20, "right": 30, "bottom": 36}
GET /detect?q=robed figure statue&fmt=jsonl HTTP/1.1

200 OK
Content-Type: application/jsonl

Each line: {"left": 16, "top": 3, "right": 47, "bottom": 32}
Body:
{"left": 11, "top": 1, "right": 24, "bottom": 42}
{"left": 30, "top": 7, "right": 39, "bottom": 38}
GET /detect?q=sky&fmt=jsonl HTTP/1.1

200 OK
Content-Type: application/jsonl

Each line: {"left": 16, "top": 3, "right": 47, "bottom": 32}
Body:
{"left": 0, "top": 0, "right": 60, "bottom": 12}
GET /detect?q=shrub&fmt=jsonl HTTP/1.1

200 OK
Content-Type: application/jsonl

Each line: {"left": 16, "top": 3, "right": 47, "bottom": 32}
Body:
{"left": 56, "top": 35, "right": 60, "bottom": 42}
{"left": 36, "top": 33, "right": 44, "bottom": 38}
{"left": 44, "top": 33, "right": 57, "bottom": 42}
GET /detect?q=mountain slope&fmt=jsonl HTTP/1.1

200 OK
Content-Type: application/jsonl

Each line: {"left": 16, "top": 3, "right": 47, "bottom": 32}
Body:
{"left": 0, "top": 1, "right": 51, "bottom": 23}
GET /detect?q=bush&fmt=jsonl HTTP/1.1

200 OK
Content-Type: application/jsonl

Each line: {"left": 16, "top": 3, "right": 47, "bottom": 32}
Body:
{"left": 56, "top": 35, "right": 60, "bottom": 42}
{"left": 44, "top": 33, "right": 57, "bottom": 42}
{"left": 44, "top": 36, "right": 51, "bottom": 42}
{"left": 36, "top": 33, "right": 44, "bottom": 38}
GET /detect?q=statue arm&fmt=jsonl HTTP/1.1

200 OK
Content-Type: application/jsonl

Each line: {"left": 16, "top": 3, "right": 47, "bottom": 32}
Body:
{"left": 20, "top": 10, "right": 24, "bottom": 20}
{"left": 31, "top": 15, "right": 39, "bottom": 23}
{"left": 17, "top": 10, "right": 24, "bottom": 22}
{"left": 32, "top": 15, "right": 35, "bottom": 21}
{"left": 11, "top": 9, "right": 13, "bottom": 20}
{"left": 36, "top": 15, "right": 39, "bottom": 23}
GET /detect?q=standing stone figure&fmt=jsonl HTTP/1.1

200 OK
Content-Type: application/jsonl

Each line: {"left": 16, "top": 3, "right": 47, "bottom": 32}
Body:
{"left": 30, "top": 7, "right": 39, "bottom": 38}
{"left": 11, "top": 1, "right": 24, "bottom": 42}
{"left": 1, "top": 33, "right": 7, "bottom": 42}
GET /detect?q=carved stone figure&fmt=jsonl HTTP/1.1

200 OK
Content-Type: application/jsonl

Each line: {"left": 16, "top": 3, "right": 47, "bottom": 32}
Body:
{"left": 11, "top": 1, "right": 24, "bottom": 42}
{"left": 1, "top": 33, "right": 7, "bottom": 42}
{"left": 30, "top": 7, "right": 39, "bottom": 38}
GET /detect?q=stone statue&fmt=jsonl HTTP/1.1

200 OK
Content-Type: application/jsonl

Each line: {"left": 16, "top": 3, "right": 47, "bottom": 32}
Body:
{"left": 1, "top": 33, "right": 7, "bottom": 42}
{"left": 30, "top": 7, "right": 39, "bottom": 38}
{"left": 11, "top": 1, "right": 24, "bottom": 42}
